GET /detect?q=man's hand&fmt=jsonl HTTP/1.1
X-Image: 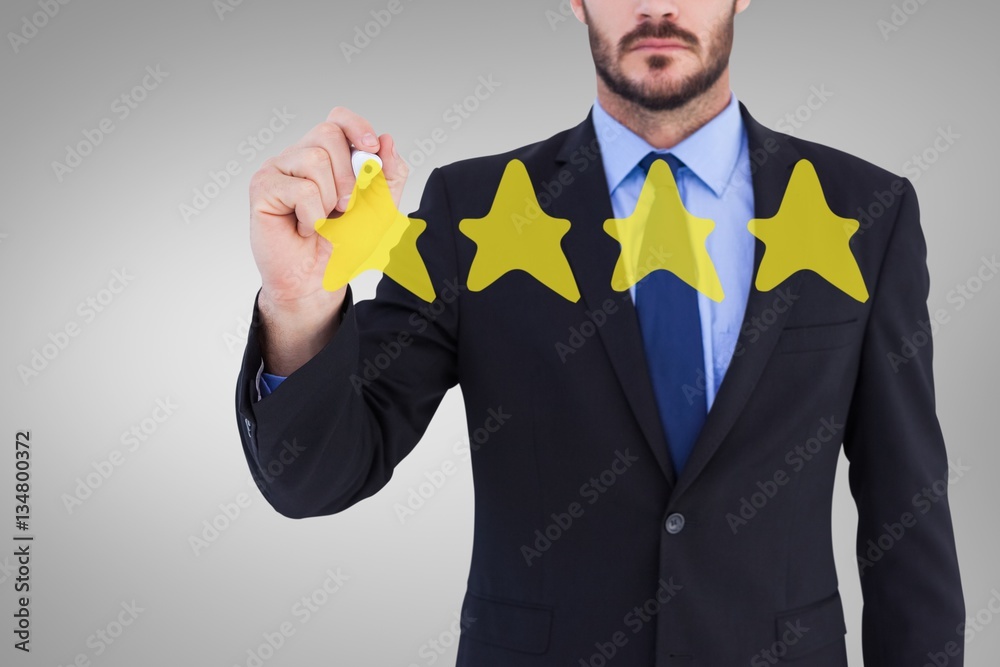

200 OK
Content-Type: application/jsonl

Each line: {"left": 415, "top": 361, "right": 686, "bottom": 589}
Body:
{"left": 248, "top": 106, "right": 409, "bottom": 376}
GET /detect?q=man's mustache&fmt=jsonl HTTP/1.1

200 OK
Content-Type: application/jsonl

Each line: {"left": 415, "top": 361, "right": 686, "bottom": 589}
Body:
{"left": 619, "top": 21, "right": 699, "bottom": 52}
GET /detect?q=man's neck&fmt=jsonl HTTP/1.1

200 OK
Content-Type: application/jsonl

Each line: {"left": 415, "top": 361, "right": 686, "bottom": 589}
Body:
{"left": 596, "top": 74, "right": 733, "bottom": 149}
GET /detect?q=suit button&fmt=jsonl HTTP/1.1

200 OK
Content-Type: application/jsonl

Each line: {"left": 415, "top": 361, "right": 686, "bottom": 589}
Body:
{"left": 665, "top": 513, "right": 685, "bottom": 534}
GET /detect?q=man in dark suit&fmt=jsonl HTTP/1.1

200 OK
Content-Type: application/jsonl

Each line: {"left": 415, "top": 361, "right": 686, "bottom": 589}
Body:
{"left": 235, "top": 0, "right": 965, "bottom": 664}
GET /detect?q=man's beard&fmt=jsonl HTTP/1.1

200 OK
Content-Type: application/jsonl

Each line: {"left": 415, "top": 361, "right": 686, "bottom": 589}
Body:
{"left": 587, "top": 5, "right": 735, "bottom": 112}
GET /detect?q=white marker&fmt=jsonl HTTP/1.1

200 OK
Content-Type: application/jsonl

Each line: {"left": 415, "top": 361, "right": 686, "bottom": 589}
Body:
{"left": 351, "top": 149, "right": 383, "bottom": 188}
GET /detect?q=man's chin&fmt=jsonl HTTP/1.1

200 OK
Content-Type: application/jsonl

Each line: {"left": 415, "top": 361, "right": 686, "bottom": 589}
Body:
{"left": 621, "top": 78, "right": 692, "bottom": 103}
{"left": 622, "top": 63, "right": 692, "bottom": 86}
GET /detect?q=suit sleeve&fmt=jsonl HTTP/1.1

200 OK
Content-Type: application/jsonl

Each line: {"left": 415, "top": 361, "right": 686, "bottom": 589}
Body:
{"left": 841, "top": 178, "right": 966, "bottom": 665}
{"left": 233, "top": 166, "right": 460, "bottom": 519}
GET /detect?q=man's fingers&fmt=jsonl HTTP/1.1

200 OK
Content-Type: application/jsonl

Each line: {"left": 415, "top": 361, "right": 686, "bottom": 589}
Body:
{"left": 284, "top": 121, "right": 357, "bottom": 212}
{"left": 268, "top": 148, "right": 338, "bottom": 217}
{"left": 254, "top": 171, "right": 327, "bottom": 238}
{"left": 250, "top": 109, "right": 404, "bottom": 244}
{"left": 326, "top": 106, "right": 381, "bottom": 155}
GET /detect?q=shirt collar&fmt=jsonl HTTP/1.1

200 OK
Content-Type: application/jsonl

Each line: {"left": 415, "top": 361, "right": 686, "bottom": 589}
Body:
{"left": 591, "top": 91, "right": 745, "bottom": 198}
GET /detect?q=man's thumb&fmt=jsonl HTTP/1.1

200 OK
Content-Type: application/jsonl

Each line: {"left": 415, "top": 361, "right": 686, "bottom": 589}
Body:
{"left": 378, "top": 133, "right": 409, "bottom": 199}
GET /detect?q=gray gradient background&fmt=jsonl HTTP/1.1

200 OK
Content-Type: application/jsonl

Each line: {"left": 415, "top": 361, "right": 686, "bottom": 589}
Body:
{"left": 1, "top": 0, "right": 997, "bottom": 665}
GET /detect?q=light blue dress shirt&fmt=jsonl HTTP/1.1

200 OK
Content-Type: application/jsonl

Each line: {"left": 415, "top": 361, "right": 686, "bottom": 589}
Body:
{"left": 591, "top": 92, "right": 755, "bottom": 410}
{"left": 258, "top": 93, "right": 755, "bottom": 406}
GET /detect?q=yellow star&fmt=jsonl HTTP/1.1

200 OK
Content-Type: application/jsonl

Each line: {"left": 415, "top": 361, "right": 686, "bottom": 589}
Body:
{"left": 314, "top": 160, "right": 435, "bottom": 302}
{"left": 748, "top": 159, "right": 868, "bottom": 302}
{"left": 458, "top": 159, "right": 580, "bottom": 302}
{"left": 603, "top": 158, "right": 724, "bottom": 301}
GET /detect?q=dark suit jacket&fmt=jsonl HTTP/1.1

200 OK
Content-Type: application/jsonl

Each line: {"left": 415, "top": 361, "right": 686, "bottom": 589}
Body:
{"left": 235, "top": 103, "right": 965, "bottom": 666}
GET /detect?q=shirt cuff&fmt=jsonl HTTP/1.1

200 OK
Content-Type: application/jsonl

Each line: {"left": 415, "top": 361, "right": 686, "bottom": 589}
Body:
{"left": 255, "top": 360, "right": 288, "bottom": 400}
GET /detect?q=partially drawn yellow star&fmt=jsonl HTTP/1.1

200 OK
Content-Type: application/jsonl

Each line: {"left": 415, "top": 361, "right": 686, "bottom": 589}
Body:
{"left": 314, "top": 160, "right": 435, "bottom": 302}
{"left": 458, "top": 159, "right": 580, "bottom": 302}
{"left": 603, "top": 157, "right": 724, "bottom": 301}
{"left": 748, "top": 159, "right": 868, "bottom": 302}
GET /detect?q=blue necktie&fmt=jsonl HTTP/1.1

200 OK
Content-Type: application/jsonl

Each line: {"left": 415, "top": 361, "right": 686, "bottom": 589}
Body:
{"left": 633, "top": 152, "right": 706, "bottom": 475}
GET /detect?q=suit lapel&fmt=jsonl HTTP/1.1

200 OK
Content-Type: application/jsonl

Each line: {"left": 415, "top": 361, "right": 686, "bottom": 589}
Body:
{"left": 670, "top": 104, "right": 803, "bottom": 502}
{"left": 550, "top": 102, "right": 803, "bottom": 495}
{"left": 552, "top": 113, "right": 680, "bottom": 488}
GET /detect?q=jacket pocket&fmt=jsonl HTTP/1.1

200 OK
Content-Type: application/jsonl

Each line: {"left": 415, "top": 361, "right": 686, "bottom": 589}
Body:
{"left": 776, "top": 319, "right": 859, "bottom": 354}
{"left": 773, "top": 590, "right": 847, "bottom": 660}
{"left": 459, "top": 590, "right": 553, "bottom": 654}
